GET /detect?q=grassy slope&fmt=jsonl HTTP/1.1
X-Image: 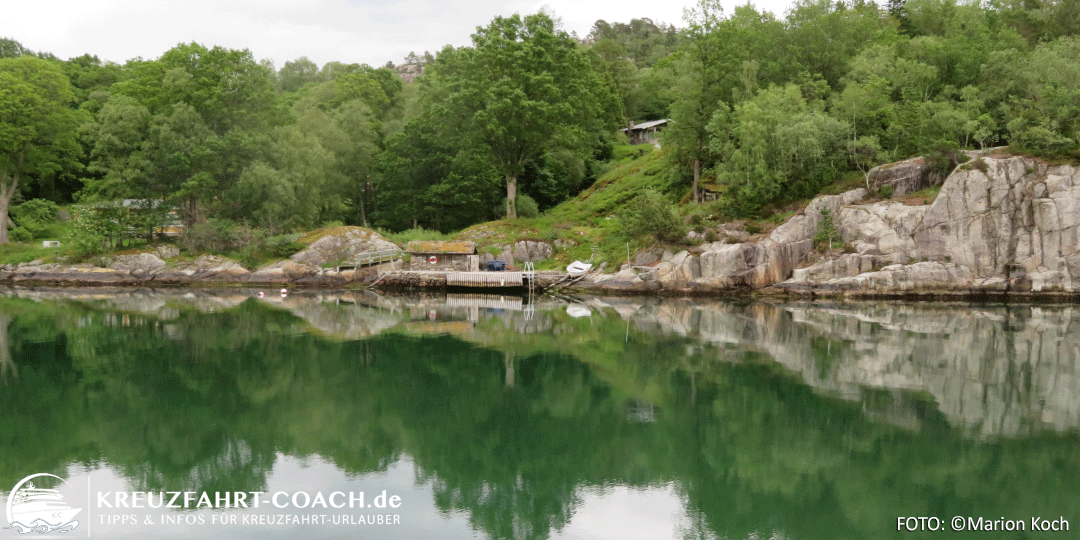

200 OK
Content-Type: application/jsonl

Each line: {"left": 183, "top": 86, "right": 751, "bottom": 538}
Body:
{"left": 453, "top": 145, "right": 677, "bottom": 270}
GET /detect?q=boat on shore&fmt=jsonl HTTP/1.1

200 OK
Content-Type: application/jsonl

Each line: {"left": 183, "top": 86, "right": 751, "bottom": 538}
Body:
{"left": 566, "top": 261, "right": 592, "bottom": 277}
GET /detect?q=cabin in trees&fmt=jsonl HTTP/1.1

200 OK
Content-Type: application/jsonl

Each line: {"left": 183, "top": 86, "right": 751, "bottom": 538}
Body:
{"left": 97, "top": 199, "right": 183, "bottom": 237}
{"left": 621, "top": 119, "right": 669, "bottom": 146}
{"left": 406, "top": 241, "right": 477, "bottom": 271}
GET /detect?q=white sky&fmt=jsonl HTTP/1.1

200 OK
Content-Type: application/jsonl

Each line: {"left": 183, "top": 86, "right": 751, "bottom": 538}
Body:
{"left": 2, "top": 0, "right": 799, "bottom": 70}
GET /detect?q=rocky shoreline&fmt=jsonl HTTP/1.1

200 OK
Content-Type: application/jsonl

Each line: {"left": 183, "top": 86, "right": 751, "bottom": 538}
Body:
{"left": 566, "top": 152, "right": 1080, "bottom": 300}
{"left": 5, "top": 153, "right": 1079, "bottom": 300}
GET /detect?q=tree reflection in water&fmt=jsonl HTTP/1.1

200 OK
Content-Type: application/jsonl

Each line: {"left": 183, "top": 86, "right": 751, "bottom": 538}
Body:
{"left": 1, "top": 292, "right": 1077, "bottom": 540}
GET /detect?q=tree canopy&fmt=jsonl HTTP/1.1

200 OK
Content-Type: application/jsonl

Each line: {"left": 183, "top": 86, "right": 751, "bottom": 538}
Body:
{"left": 0, "top": 0, "right": 1078, "bottom": 242}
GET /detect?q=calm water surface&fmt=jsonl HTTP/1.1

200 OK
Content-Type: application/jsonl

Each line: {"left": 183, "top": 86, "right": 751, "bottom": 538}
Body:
{"left": 1, "top": 290, "right": 1078, "bottom": 539}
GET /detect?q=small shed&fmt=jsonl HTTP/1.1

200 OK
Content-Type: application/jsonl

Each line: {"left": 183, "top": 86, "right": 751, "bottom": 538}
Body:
{"left": 407, "top": 241, "right": 477, "bottom": 271}
{"left": 620, "top": 119, "right": 669, "bottom": 146}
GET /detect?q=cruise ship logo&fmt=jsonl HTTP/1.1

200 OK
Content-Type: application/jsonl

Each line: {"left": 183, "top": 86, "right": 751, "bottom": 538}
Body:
{"left": 4, "top": 474, "right": 81, "bottom": 534}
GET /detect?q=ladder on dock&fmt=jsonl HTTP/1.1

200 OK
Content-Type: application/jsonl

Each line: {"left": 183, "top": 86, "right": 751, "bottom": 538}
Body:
{"left": 523, "top": 262, "right": 536, "bottom": 294}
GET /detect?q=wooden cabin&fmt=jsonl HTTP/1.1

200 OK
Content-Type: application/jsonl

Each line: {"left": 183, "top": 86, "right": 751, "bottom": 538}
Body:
{"left": 406, "top": 241, "right": 477, "bottom": 271}
{"left": 620, "top": 119, "right": 669, "bottom": 146}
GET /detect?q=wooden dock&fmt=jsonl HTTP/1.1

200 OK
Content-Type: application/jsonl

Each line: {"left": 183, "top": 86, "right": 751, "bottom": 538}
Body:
{"left": 374, "top": 269, "right": 562, "bottom": 291}
{"left": 446, "top": 272, "right": 524, "bottom": 287}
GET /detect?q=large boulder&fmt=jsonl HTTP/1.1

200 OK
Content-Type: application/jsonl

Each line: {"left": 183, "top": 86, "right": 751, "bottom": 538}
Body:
{"left": 252, "top": 259, "right": 320, "bottom": 280}
{"left": 173, "top": 255, "right": 249, "bottom": 279}
{"left": 867, "top": 156, "right": 942, "bottom": 196}
{"left": 290, "top": 227, "right": 399, "bottom": 268}
{"left": 109, "top": 252, "right": 168, "bottom": 276}
{"left": 510, "top": 240, "right": 554, "bottom": 263}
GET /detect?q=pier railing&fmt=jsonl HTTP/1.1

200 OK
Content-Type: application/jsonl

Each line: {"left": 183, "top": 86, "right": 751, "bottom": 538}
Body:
{"left": 335, "top": 248, "right": 403, "bottom": 271}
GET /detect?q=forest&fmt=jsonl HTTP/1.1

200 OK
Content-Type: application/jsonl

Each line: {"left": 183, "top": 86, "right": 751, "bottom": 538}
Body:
{"left": 0, "top": 0, "right": 1078, "bottom": 250}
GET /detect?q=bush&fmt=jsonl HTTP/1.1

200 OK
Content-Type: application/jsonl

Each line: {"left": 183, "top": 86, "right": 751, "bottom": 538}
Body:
{"left": 66, "top": 204, "right": 129, "bottom": 255}
{"left": 180, "top": 218, "right": 241, "bottom": 253}
{"left": 237, "top": 232, "right": 306, "bottom": 270}
{"left": 704, "top": 230, "right": 719, "bottom": 243}
{"left": 924, "top": 142, "right": 968, "bottom": 179}
{"left": 497, "top": 194, "right": 540, "bottom": 219}
{"left": 11, "top": 199, "right": 61, "bottom": 238}
{"left": 620, "top": 190, "right": 684, "bottom": 243}
{"left": 877, "top": 185, "right": 894, "bottom": 199}
{"left": 813, "top": 208, "right": 841, "bottom": 252}
{"left": 9, "top": 226, "right": 32, "bottom": 243}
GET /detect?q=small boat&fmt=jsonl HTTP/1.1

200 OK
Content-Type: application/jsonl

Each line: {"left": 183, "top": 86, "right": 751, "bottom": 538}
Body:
{"left": 566, "top": 261, "right": 592, "bottom": 277}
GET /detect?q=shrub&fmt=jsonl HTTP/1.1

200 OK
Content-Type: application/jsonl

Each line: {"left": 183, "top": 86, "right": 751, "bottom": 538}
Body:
{"left": 11, "top": 199, "right": 61, "bottom": 238}
{"left": 66, "top": 204, "right": 129, "bottom": 255}
{"left": 620, "top": 190, "right": 684, "bottom": 243}
{"left": 704, "top": 230, "right": 719, "bottom": 243}
{"left": 9, "top": 226, "right": 32, "bottom": 243}
{"left": 813, "top": 207, "right": 841, "bottom": 252}
{"left": 877, "top": 185, "right": 894, "bottom": 199}
{"left": 180, "top": 218, "right": 240, "bottom": 253}
{"left": 924, "top": 142, "right": 968, "bottom": 179}
{"left": 237, "top": 232, "right": 306, "bottom": 270}
{"left": 496, "top": 194, "right": 540, "bottom": 219}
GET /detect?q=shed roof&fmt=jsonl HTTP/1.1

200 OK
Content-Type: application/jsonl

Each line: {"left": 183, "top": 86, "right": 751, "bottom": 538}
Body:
{"left": 406, "top": 240, "right": 477, "bottom": 254}
{"left": 620, "top": 119, "right": 669, "bottom": 132}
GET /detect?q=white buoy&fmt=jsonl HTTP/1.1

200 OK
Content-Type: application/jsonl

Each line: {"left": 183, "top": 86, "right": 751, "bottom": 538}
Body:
{"left": 258, "top": 291, "right": 264, "bottom": 298}
{"left": 280, "top": 288, "right": 288, "bottom": 297}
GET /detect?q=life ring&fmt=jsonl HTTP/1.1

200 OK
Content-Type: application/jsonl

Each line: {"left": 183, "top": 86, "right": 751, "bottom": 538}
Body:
{"left": 428, "top": 255, "right": 437, "bottom": 264}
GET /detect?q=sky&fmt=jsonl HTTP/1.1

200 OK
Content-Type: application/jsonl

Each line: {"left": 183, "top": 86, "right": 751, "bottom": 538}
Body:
{"left": 2, "top": 0, "right": 798, "bottom": 70}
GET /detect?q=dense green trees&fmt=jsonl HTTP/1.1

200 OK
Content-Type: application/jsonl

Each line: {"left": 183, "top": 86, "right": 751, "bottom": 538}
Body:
{"left": 0, "top": 56, "right": 83, "bottom": 243}
{"left": 0, "top": 0, "right": 1077, "bottom": 241}
{"left": 416, "top": 13, "right": 616, "bottom": 219}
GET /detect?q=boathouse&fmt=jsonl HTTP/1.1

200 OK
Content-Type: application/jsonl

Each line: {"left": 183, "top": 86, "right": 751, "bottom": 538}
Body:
{"left": 406, "top": 241, "right": 477, "bottom": 271}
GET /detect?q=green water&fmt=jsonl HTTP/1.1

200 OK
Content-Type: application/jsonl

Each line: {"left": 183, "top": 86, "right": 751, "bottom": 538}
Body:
{"left": 1, "top": 291, "right": 1077, "bottom": 539}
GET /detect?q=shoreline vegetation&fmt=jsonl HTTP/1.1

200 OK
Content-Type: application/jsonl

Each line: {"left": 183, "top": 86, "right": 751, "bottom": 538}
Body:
{"left": 2, "top": 1, "right": 1079, "bottom": 300}
{"left": 3, "top": 151, "right": 1080, "bottom": 301}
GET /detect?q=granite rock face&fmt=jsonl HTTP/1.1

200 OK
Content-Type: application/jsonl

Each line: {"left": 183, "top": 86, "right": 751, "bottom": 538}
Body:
{"left": 579, "top": 189, "right": 868, "bottom": 292}
{"left": 575, "top": 154, "right": 1080, "bottom": 296}
{"left": 788, "top": 156, "right": 1080, "bottom": 295}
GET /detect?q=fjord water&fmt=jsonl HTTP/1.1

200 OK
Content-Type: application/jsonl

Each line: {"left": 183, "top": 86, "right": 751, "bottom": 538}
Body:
{"left": 1, "top": 291, "right": 1077, "bottom": 539}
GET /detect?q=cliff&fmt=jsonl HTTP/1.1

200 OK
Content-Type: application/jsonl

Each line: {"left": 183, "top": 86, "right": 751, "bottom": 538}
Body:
{"left": 576, "top": 152, "right": 1080, "bottom": 298}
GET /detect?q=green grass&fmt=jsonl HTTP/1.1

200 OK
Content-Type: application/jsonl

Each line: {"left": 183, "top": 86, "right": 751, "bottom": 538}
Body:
{"left": 381, "top": 227, "right": 453, "bottom": 246}
{"left": 902, "top": 185, "right": 942, "bottom": 205}
{"left": 0, "top": 243, "right": 58, "bottom": 265}
{"left": 419, "top": 145, "right": 688, "bottom": 269}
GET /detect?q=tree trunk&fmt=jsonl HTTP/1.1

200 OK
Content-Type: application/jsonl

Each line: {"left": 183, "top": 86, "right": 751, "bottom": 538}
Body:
{"left": 692, "top": 157, "right": 701, "bottom": 204}
{"left": 0, "top": 171, "right": 19, "bottom": 245}
{"left": 505, "top": 174, "right": 518, "bottom": 219}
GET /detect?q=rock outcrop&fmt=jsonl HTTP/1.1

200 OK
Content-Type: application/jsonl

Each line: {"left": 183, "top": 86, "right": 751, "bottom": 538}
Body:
{"left": 573, "top": 153, "right": 1080, "bottom": 297}
{"left": 786, "top": 155, "right": 1080, "bottom": 296}
{"left": 290, "top": 227, "right": 399, "bottom": 268}
{"left": 866, "top": 155, "right": 941, "bottom": 196}
{"left": 577, "top": 189, "right": 868, "bottom": 293}
{"left": 0, "top": 228, "right": 402, "bottom": 288}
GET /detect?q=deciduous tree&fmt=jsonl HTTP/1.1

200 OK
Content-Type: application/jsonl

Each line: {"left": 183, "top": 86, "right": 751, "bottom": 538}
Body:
{"left": 0, "top": 57, "right": 82, "bottom": 243}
